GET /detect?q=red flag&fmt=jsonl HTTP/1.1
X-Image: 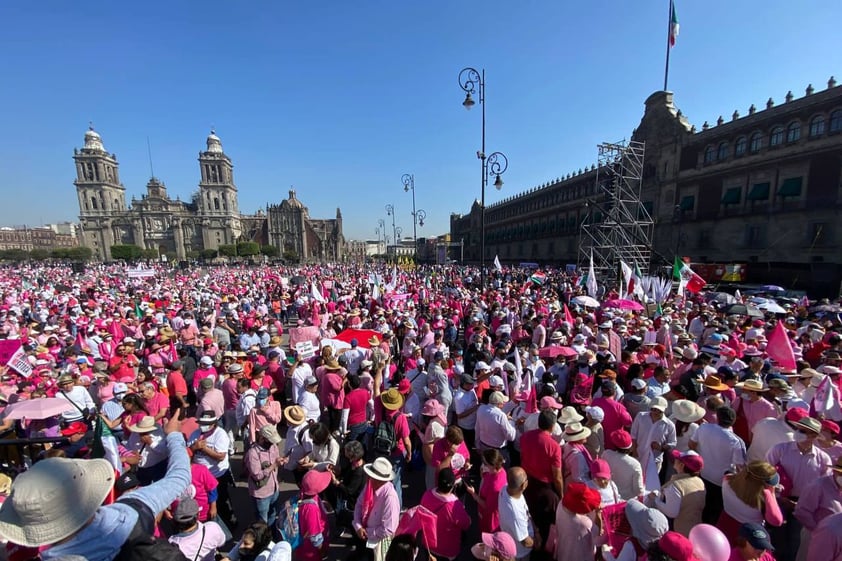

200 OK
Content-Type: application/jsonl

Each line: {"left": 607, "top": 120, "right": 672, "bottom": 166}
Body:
{"left": 74, "top": 331, "right": 92, "bottom": 355}
{"left": 766, "top": 320, "right": 796, "bottom": 371}
{"left": 524, "top": 384, "right": 539, "bottom": 414}
{"left": 109, "top": 319, "right": 124, "bottom": 344}
{"left": 169, "top": 337, "right": 178, "bottom": 364}
{"left": 564, "top": 304, "right": 575, "bottom": 326}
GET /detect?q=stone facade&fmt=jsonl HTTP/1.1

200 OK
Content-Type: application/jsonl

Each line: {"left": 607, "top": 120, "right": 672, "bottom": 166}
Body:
{"left": 0, "top": 227, "right": 78, "bottom": 251}
{"left": 74, "top": 128, "right": 343, "bottom": 262}
{"left": 266, "top": 191, "right": 344, "bottom": 262}
{"left": 451, "top": 79, "right": 842, "bottom": 295}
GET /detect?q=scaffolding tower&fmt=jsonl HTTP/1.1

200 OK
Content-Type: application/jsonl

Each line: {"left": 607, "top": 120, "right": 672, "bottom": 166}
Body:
{"left": 578, "top": 140, "right": 653, "bottom": 285}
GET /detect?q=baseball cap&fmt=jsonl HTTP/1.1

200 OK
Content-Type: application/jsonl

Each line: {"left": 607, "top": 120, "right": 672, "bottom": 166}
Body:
{"left": 488, "top": 391, "right": 508, "bottom": 405}
{"left": 115, "top": 471, "right": 140, "bottom": 494}
{"left": 173, "top": 497, "right": 200, "bottom": 523}
{"left": 480, "top": 532, "right": 517, "bottom": 560}
{"left": 739, "top": 523, "right": 774, "bottom": 551}
{"left": 539, "top": 396, "right": 564, "bottom": 410}
{"left": 670, "top": 450, "right": 704, "bottom": 473}
{"left": 460, "top": 373, "right": 476, "bottom": 386}
{"left": 630, "top": 378, "right": 647, "bottom": 390}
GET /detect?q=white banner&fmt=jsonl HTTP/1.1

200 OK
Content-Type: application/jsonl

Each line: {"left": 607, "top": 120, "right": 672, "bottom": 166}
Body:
{"left": 8, "top": 346, "right": 32, "bottom": 378}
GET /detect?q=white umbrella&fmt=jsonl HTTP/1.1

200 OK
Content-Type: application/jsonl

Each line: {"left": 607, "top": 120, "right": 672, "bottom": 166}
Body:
{"left": 571, "top": 295, "right": 600, "bottom": 308}
{"left": 756, "top": 301, "right": 787, "bottom": 314}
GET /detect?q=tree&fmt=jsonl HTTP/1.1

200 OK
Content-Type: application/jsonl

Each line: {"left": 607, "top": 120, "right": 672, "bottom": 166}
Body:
{"left": 66, "top": 246, "right": 93, "bottom": 261}
{"left": 186, "top": 250, "right": 200, "bottom": 260}
{"left": 282, "top": 250, "right": 299, "bottom": 263}
{"left": 237, "top": 241, "right": 259, "bottom": 256}
{"left": 200, "top": 248, "right": 219, "bottom": 260}
{"left": 0, "top": 249, "right": 29, "bottom": 262}
{"left": 218, "top": 245, "right": 237, "bottom": 257}
{"left": 140, "top": 248, "right": 159, "bottom": 260}
{"left": 110, "top": 244, "right": 143, "bottom": 261}
{"left": 29, "top": 249, "right": 50, "bottom": 261}
{"left": 260, "top": 244, "right": 279, "bottom": 257}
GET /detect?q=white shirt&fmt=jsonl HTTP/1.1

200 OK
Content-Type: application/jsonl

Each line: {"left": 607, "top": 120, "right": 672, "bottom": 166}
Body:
{"left": 297, "top": 391, "right": 321, "bottom": 423}
{"left": 126, "top": 428, "right": 168, "bottom": 468}
{"left": 453, "top": 388, "right": 479, "bottom": 430}
{"left": 748, "top": 416, "right": 794, "bottom": 463}
{"left": 586, "top": 479, "right": 621, "bottom": 506}
{"left": 498, "top": 489, "right": 534, "bottom": 560}
{"left": 691, "top": 423, "right": 747, "bottom": 484}
{"left": 630, "top": 413, "right": 677, "bottom": 466}
{"left": 475, "top": 404, "right": 516, "bottom": 449}
{"left": 190, "top": 427, "right": 231, "bottom": 477}
{"left": 291, "top": 363, "right": 313, "bottom": 404}
{"left": 57, "top": 385, "right": 96, "bottom": 421}
{"left": 603, "top": 449, "right": 644, "bottom": 501}
{"left": 235, "top": 389, "right": 257, "bottom": 428}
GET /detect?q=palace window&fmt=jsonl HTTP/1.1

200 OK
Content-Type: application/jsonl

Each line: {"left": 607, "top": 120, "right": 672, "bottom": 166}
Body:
{"left": 717, "top": 142, "right": 729, "bottom": 161}
{"left": 734, "top": 136, "right": 747, "bottom": 157}
{"left": 809, "top": 115, "right": 826, "bottom": 137}
{"left": 830, "top": 110, "right": 842, "bottom": 133}
{"left": 703, "top": 146, "right": 715, "bottom": 164}
{"left": 770, "top": 126, "right": 784, "bottom": 147}
{"left": 786, "top": 122, "right": 801, "bottom": 143}
{"left": 749, "top": 132, "right": 762, "bottom": 153}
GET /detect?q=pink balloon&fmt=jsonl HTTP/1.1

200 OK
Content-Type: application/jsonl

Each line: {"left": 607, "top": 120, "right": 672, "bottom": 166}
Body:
{"left": 688, "top": 524, "right": 731, "bottom": 561}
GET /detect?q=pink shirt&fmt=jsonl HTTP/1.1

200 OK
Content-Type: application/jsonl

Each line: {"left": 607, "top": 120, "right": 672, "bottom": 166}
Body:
{"left": 189, "top": 463, "right": 218, "bottom": 521}
{"left": 419, "top": 490, "right": 471, "bottom": 559}
{"left": 430, "top": 439, "right": 471, "bottom": 481}
{"left": 298, "top": 499, "right": 328, "bottom": 561}
{"left": 794, "top": 474, "right": 842, "bottom": 530}
{"left": 192, "top": 368, "right": 217, "bottom": 392}
{"left": 320, "top": 372, "right": 345, "bottom": 410}
{"left": 222, "top": 377, "right": 239, "bottom": 410}
{"left": 766, "top": 441, "right": 832, "bottom": 497}
{"left": 808, "top": 512, "right": 842, "bottom": 561}
{"left": 143, "top": 392, "right": 170, "bottom": 420}
{"left": 733, "top": 396, "right": 778, "bottom": 433}
{"left": 343, "top": 389, "right": 371, "bottom": 426}
{"left": 479, "top": 468, "right": 507, "bottom": 533}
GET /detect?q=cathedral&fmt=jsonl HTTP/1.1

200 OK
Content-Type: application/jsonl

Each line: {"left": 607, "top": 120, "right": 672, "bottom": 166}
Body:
{"left": 74, "top": 127, "right": 344, "bottom": 262}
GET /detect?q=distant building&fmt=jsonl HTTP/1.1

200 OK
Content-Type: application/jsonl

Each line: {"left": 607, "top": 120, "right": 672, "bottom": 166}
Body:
{"left": 0, "top": 226, "right": 78, "bottom": 252}
{"left": 451, "top": 78, "right": 842, "bottom": 295}
{"left": 74, "top": 128, "right": 343, "bottom": 262}
{"left": 267, "top": 191, "right": 343, "bottom": 262}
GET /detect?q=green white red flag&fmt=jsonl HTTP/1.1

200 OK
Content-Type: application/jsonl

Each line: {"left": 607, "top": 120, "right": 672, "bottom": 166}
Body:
{"left": 669, "top": 0, "right": 680, "bottom": 47}
{"left": 673, "top": 257, "right": 706, "bottom": 294}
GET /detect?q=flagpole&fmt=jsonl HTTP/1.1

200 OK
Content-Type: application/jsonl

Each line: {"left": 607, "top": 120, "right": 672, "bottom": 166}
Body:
{"left": 663, "top": 0, "right": 672, "bottom": 91}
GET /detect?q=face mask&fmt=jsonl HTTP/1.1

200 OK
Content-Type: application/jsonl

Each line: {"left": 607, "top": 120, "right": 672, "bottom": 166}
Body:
{"left": 200, "top": 424, "right": 214, "bottom": 433}
{"left": 794, "top": 432, "right": 808, "bottom": 444}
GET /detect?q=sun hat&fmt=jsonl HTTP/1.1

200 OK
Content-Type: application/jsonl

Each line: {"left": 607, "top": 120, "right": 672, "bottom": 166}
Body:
{"left": 363, "top": 457, "right": 395, "bottom": 482}
{"left": 682, "top": 348, "right": 699, "bottom": 361}
{"left": 794, "top": 416, "right": 822, "bottom": 435}
{"left": 128, "top": 416, "right": 159, "bottom": 433}
{"left": 227, "top": 363, "right": 244, "bottom": 375}
{"left": 0, "top": 457, "right": 114, "bottom": 546}
{"left": 173, "top": 497, "right": 200, "bottom": 523}
{"left": 659, "top": 532, "right": 699, "bottom": 561}
{"left": 539, "top": 396, "right": 564, "bottom": 410}
{"left": 196, "top": 411, "right": 219, "bottom": 425}
{"left": 559, "top": 406, "right": 584, "bottom": 424}
{"left": 489, "top": 391, "right": 509, "bottom": 405}
{"left": 739, "top": 522, "right": 774, "bottom": 551}
{"left": 590, "top": 458, "right": 611, "bottom": 479}
{"left": 367, "top": 335, "right": 381, "bottom": 347}
{"left": 562, "top": 422, "right": 591, "bottom": 442}
{"left": 421, "top": 399, "right": 445, "bottom": 418}
{"left": 300, "top": 469, "right": 332, "bottom": 496}
{"left": 625, "top": 499, "right": 669, "bottom": 547}
{"left": 56, "top": 374, "right": 74, "bottom": 386}
{"left": 671, "top": 450, "right": 704, "bottom": 473}
{"left": 784, "top": 407, "right": 809, "bottom": 424}
{"left": 259, "top": 425, "right": 282, "bottom": 445}
{"left": 649, "top": 397, "right": 668, "bottom": 412}
{"left": 381, "top": 388, "right": 404, "bottom": 410}
{"left": 736, "top": 379, "right": 769, "bottom": 392}
{"left": 584, "top": 405, "right": 605, "bottom": 423}
{"left": 284, "top": 405, "right": 306, "bottom": 426}
{"left": 702, "top": 375, "right": 729, "bottom": 391}
{"left": 480, "top": 532, "right": 517, "bottom": 560}
{"left": 199, "top": 356, "right": 214, "bottom": 367}
{"left": 561, "top": 481, "right": 602, "bottom": 515}
{"left": 630, "top": 378, "right": 647, "bottom": 390}
{"left": 199, "top": 377, "right": 215, "bottom": 390}
{"left": 323, "top": 358, "right": 342, "bottom": 371}
{"left": 671, "top": 400, "right": 705, "bottom": 423}
{"left": 610, "top": 429, "right": 633, "bottom": 450}
{"left": 60, "top": 421, "right": 88, "bottom": 437}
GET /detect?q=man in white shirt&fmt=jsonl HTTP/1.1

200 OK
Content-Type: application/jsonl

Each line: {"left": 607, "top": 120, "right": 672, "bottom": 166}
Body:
{"left": 290, "top": 356, "right": 314, "bottom": 403}
{"left": 475, "top": 392, "right": 516, "bottom": 466}
{"left": 55, "top": 375, "right": 96, "bottom": 423}
{"left": 235, "top": 378, "right": 257, "bottom": 435}
{"left": 453, "top": 374, "right": 480, "bottom": 449}
{"left": 190, "top": 412, "right": 235, "bottom": 527}
{"left": 498, "top": 467, "right": 536, "bottom": 561}
{"left": 630, "top": 397, "right": 677, "bottom": 475}
{"left": 297, "top": 375, "right": 321, "bottom": 423}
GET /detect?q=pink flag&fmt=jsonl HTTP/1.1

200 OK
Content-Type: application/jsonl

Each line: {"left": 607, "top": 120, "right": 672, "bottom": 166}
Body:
{"left": 564, "top": 304, "right": 575, "bottom": 325}
{"left": 766, "top": 320, "right": 796, "bottom": 371}
{"left": 396, "top": 505, "right": 438, "bottom": 551}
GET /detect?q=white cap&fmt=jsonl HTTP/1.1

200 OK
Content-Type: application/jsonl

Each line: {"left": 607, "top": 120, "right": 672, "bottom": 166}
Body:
{"left": 631, "top": 378, "right": 647, "bottom": 390}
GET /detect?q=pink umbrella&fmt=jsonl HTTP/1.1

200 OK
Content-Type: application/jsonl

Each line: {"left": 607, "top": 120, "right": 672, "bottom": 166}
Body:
{"left": 538, "top": 346, "right": 578, "bottom": 360}
{"left": 396, "top": 505, "right": 438, "bottom": 551}
{"left": 2, "top": 397, "right": 74, "bottom": 420}
{"left": 602, "top": 299, "right": 645, "bottom": 311}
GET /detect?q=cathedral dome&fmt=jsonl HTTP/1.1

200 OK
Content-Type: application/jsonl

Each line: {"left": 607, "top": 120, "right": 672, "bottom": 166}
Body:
{"left": 285, "top": 189, "right": 304, "bottom": 209}
{"left": 206, "top": 129, "right": 224, "bottom": 153}
{"left": 84, "top": 126, "right": 106, "bottom": 152}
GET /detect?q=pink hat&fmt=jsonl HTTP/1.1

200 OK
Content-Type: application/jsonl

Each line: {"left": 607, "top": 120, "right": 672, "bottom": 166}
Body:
{"left": 785, "top": 407, "right": 809, "bottom": 424}
{"left": 591, "top": 458, "right": 611, "bottom": 479}
{"left": 481, "top": 532, "right": 517, "bottom": 560}
{"left": 610, "top": 429, "right": 633, "bottom": 450}
{"left": 659, "top": 531, "right": 699, "bottom": 561}
{"left": 670, "top": 450, "right": 704, "bottom": 473}
{"left": 421, "top": 399, "right": 445, "bottom": 417}
{"left": 300, "top": 469, "right": 331, "bottom": 496}
{"left": 539, "top": 396, "right": 564, "bottom": 410}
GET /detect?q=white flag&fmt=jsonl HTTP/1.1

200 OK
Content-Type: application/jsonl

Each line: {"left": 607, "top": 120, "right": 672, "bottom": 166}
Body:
{"left": 620, "top": 260, "right": 632, "bottom": 299}
{"left": 8, "top": 345, "right": 32, "bottom": 378}
{"left": 587, "top": 251, "right": 598, "bottom": 297}
{"left": 493, "top": 255, "right": 503, "bottom": 272}
{"left": 310, "top": 282, "right": 326, "bottom": 303}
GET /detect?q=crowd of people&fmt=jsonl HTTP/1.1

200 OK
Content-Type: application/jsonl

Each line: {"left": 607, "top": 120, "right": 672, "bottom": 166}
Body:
{"left": 0, "top": 263, "right": 840, "bottom": 561}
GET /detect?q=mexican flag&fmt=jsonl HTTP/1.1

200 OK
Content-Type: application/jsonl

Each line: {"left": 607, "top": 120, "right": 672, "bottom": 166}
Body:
{"left": 673, "top": 257, "right": 706, "bottom": 294}
{"left": 669, "top": 0, "right": 680, "bottom": 47}
{"left": 529, "top": 272, "right": 547, "bottom": 286}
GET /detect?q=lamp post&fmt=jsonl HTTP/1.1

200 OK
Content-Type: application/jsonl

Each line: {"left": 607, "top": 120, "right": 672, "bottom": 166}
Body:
{"left": 458, "top": 66, "right": 508, "bottom": 289}
{"left": 402, "top": 173, "right": 428, "bottom": 268}
{"left": 377, "top": 218, "right": 386, "bottom": 257}
{"left": 385, "top": 204, "right": 398, "bottom": 258}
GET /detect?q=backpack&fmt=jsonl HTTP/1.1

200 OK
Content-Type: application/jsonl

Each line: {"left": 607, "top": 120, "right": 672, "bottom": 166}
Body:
{"left": 372, "top": 415, "right": 397, "bottom": 458}
{"left": 114, "top": 498, "right": 189, "bottom": 561}
{"left": 275, "top": 497, "right": 316, "bottom": 550}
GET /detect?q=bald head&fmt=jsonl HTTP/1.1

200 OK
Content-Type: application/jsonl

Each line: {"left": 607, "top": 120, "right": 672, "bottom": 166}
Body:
{"left": 507, "top": 467, "right": 527, "bottom": 491}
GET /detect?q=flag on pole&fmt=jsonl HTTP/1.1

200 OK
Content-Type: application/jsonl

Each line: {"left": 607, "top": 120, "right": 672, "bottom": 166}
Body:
{"left": 632, "top": 264, "right": 645, "bottom": 299}
{"left": 669, "top": 0, "right": 680, "bottom": 47}
{"left": 529, "top": 272, "right": 547, "bottom": 286}
{"left": 673, "top": 257, "right": 706, "bottom": 294}
{"left": 563, "top": 303, "right": 575, "bottom": 326}
{"left": 493, "top": 255, "right": 502, "bottom": 272}
{"left": 586, "top": 251, "right": 598, "bottom": 297}
{"left": 620, "top": 260, "right": 632, "bottom": 299}
{"left": 766, "top": 320, "right": 797, "bottom": 371}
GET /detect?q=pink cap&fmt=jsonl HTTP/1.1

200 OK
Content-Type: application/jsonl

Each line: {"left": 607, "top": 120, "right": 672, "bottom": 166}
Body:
{"left": 785, "top": 407, "right": 809, "bottom": 424}
{"left": 539, "top": 396, "right": 564, "bottom": 410}
{"left": 591, "top": 458, "right": 611, "bottom": 479}
{"left": 481, "top": 532, "right": 517, "bottom": 560}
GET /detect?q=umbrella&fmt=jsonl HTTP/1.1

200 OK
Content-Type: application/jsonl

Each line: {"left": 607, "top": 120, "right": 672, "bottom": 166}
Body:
{"left": 602, "top": 299, "right": 644, "bottom": 311}
{"left": 571, "top": 295, "right": 600, "bottom": 308}
{"left": 760, "top": 285, "right": 785, "bottom": 292}
{"left": 2, "top": 397, "right": 74, "bottom": 420}
{"left": 756, "top": 301, "right": 786, "bottom": 314}
{"left": 334, "top": 328, "right": 382, "bottom": 349}
{"left": 705, "top": 292, "right": 737, "bottom": 305}
{"left": 811, "top": 304, "right": 842, "bottom": 313}
{"left": 722, "top": 303, "right": 764, "bottom": 318}
{"left": 290, "top": 275, "right": 307, "bottom": 286}
{"left": 396, "top": 505, "right": 438, "bottom": 550}
{"left": 538, "top": 346, "right": 578, "bottom": 360}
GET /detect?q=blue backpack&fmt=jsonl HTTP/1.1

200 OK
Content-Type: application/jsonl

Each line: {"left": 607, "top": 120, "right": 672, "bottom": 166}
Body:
{"left": 276, "top": 496, "right": 316, "bottom": 550}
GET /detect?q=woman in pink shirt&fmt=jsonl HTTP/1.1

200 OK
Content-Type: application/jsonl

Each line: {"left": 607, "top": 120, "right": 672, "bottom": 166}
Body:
{"left": 430, "top": 426, "right": 471, "bottom": 483}
{"left": 467, "top": 448, "right": 508, "bottom": 533}
{"left": 296, "top": 469, "right": 331, "bottom": 561}
{"left": 419, "top": 468, "right": 471, "bottom": 561}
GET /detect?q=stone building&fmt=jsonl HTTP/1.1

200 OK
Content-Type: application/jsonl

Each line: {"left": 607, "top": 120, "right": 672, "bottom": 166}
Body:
{"left": 266, "top": 191, "right": 344, "bottom": 262}
{"left": 74, "top": 128, "right": 343, "bottom": 262}
{"left": 0, "top": 226, "right": 78, "bottom": 252}
{"left": 451, "top": 78, "right": 842, "bottom": 295}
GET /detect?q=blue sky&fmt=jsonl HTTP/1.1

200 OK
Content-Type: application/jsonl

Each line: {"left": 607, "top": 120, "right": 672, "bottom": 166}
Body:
{"left": 1, "top": 1, "right": 840, "bottom": 241}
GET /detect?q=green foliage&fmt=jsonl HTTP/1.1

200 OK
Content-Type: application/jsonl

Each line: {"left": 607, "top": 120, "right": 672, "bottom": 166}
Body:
{"left": 237, "top": 241, "right": 259, "bottom": 256}
{"left": 200, "top": 248, "right": 219, "bottom": 260}
{"left": 110, "top": 244, "right": 143, "bottom": 261}
{"left": 217, "top": 244, "right": 237, "bottom": 257}
{"left": 29, "top": 249, "right": 51, "bottom": 261}
{"left": 260, "top": 244, "right": 279, "bottom": 257}
{"left": 66, "top": 246, "right": 93, "bottom": 261}
{"left": 0, "top": 249, "right": 29, "bottom": 261}
{"left": 140, "top": 249, "right": 159, "bottom": 260}
{"left": 282, "top": 250, "right": 299, "bottom": 263}
{"left": 186, "top": 250, "right": 201, "bottom": 260}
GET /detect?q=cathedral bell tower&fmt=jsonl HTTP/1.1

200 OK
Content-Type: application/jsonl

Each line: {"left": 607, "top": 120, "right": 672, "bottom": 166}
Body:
{"left": 198, "top": 130, "right": 241, "bottom": 249}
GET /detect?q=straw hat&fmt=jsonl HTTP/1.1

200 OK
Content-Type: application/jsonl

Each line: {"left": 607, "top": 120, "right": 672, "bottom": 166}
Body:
{"left": 284, "top": 405, "right": 306, "bottom": 426}
{"left": 367, "top": 335, "right": 381, "bottom": 347}
{"left": 702, "top": 375, "right": 729, "bottom": 391}
{"left": 736, "top": 379, "right": 768, "bottom": 393}
{"left": 363, "top": 457, "right": 395, "bottom": 482}
{"left": 671, "top": 400, "right": 706, "bottom": 423}
{"left": 559, "top": 406, "right": 584, "bottom": 424}
{"left": 128, "top": 416, "right": 158, "bottom": 433}
{"left": 323, "top": 358, "right": 342, "bottom": 371}
{"left": 380, "top": 388, "right": 404, "bottom": 411}
{"left": 269, "top": 335, "right": 282, "bottom": 347}
{"left": 0, "top": 457, "right": 115, "bottom": 546}
{"left": 562, "top": 422, "right": 592, "bottom": 442}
